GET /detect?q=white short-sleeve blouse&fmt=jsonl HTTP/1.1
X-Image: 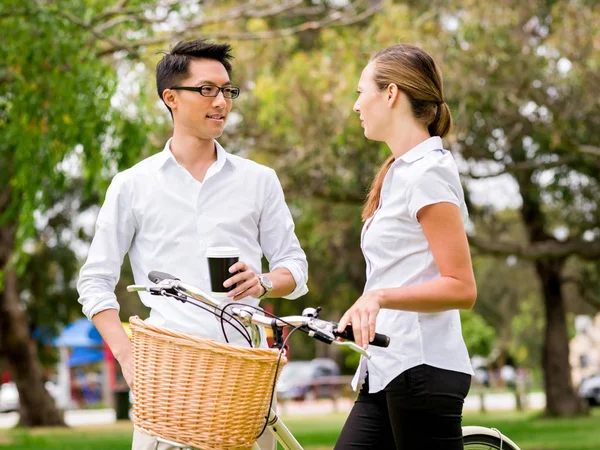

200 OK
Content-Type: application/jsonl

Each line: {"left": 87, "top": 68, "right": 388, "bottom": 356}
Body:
{"left": 353, "top": 136, "right": 474, "bottom": 393}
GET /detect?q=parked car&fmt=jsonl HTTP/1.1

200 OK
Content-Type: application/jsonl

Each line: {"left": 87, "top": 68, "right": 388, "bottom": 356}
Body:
{"left": 578, "top": 374, "right": 600, "bottom": 407}
{"left": 276, "top": 358, "right": 340, "bottom": 401}
{"left": 0, "top": 381, "right": 59, "bottom": 413}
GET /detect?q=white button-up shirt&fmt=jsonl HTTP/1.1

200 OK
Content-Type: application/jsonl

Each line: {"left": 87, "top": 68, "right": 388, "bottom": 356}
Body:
{"left": 77, "top": 139, "right": 308, "bottom": 346}
{"left": 352, "top": 136, "right": 473, "bottom": 393}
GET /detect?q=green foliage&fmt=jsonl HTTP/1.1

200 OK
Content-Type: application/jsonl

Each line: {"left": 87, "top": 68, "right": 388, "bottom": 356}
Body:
{"left": 0, "top": 1, "right": 151, "bottom": 359}
{"left": 460, "top": 309, "right": 496, "bottom": 357}
{"left": 471, "top": 249, "right": 543, "bottom": 367}
{"left": 510, "top": 293, "right": 545, "bottom": 367}
{"left": 0, "top": 0, "right": 148, "bottom": 261}
{"left": 446, "top": 1, "right": 600, "bottom": 232}
{"left": 22, "top": 241, "right": 81, "bottom": 366}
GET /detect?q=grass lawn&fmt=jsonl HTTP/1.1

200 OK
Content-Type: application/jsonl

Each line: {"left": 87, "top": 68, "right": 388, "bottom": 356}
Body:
{"left": 2, "top": 409, "right": 599, "bottom": 449}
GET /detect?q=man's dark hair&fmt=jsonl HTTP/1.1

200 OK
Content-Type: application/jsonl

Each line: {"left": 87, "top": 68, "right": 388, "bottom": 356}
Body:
{"left": 156, "top": 39, "right": 234, "bottom": 116}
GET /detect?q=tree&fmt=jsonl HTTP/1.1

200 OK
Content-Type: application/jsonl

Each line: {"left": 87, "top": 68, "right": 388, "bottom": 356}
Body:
{"left": 0, "top": 1, "right": 147, "bottom": 426}
{"left": 53, "top": 0, "right": 383, "bottom": 57}
{"left": 445, "top": 0, "right": 600, "bottom": 415}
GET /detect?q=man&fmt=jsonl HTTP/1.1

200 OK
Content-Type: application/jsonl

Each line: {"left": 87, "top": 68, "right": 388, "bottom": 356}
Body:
{"left": 77, "top": 39, "right": 308, "bottom": 450}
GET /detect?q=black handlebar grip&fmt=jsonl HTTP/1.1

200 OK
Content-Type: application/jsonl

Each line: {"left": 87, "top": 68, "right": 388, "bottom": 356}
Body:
{"left": 148, "top": 270, "right": 179, "bottom": 284}
{"left": 334, "top": 324, "right": 390, "bottom": 348}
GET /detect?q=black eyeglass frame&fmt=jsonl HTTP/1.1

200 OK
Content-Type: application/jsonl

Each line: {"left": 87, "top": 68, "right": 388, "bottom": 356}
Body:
{"left": 169, "top": 85, "right": 240, "bottom": 99}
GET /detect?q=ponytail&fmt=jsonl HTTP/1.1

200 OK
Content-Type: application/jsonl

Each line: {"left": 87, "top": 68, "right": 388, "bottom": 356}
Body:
{"left": 428, "top": 102, "right": 452, "bottom": 138}
{"left": 362, "top": 155, "right": 395, "bottom": 221}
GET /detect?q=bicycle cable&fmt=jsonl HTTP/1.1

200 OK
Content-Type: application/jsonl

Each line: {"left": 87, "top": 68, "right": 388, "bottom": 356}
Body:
{"left": 256, "top": 324, "right": 303, "bottom": 440}
{"left": 217, "top": 303, "right": 314, "bottom": 440}
{"left": 165, "top": 290, "right": 253, "bottom": 346}
{"left": 218, "top": 302, "right": 301, "bottom": 346}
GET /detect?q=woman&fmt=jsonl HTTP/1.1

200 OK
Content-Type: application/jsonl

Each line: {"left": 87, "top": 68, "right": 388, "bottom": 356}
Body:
{"left": 335, "top": 44, "right": 476, "bottom": 449}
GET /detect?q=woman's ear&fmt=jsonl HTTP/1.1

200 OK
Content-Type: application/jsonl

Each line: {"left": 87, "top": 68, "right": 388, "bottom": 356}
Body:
{"left": 387, "top": 83, "right": 400, "bottom": 107}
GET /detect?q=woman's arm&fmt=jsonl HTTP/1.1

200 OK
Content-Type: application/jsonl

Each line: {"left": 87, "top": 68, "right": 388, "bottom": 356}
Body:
{"left": 377, "top": 201, "right": 477, "bottom": 312}
{"left": 337, "top": 202, "right": 476, "bottom": 348}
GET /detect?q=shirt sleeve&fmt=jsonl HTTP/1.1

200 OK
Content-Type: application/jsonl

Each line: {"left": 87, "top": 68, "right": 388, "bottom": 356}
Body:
{"left": 258, "top": 169, "right": 309, "bottom": 299}
{"left": 406, "top": 156, "right": 467, "bottom": 222}
{"left": 77, "top": 173, "right": 137, "bottom": 319}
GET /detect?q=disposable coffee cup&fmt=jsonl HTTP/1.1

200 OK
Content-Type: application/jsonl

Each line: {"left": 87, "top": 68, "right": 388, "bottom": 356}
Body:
{"left": 206, "top": 246, "right": 241, "bottom": 298}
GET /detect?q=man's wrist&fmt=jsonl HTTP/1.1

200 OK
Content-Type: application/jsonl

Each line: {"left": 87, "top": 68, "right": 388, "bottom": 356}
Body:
{"left": 257, "top": 279, "right": 267, "bottom": 298}
{"left": 112, "top": 343, "right": 132, "bottom": 362}
{"left": 257, "top": 274, "right": 273, "bottom": 300}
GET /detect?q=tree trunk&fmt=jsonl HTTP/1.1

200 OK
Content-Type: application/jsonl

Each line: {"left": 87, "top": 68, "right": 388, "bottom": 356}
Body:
{"left": 0, "top": 220, "right": 66, "bottom": 427}
{"left": 536, "top": 259, "right": 588, "bottom": 416}
{"left": 514, "top": 164, "right": 588, "bottom": 417}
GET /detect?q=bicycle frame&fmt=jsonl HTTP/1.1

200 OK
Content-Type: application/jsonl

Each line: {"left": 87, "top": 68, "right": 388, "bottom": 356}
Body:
{"left": 255, "top": 407, "right": 302, "bottom": 450}
{"left": 152, "top": 411, "right": 523, "bottom": 450}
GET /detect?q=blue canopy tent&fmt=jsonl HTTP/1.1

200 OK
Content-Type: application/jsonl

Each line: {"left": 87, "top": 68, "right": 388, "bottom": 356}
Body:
{"left": 68, "top": 348, "right": 104, "bottom": 367}
{"left": 54, "top": 318, "right": 102, "bottom": 349}
{"left": 54, "top": 318, "right": 106, "bottom": 408}
{"left": 53, "top": 318, "right": 131, "bottom": 408}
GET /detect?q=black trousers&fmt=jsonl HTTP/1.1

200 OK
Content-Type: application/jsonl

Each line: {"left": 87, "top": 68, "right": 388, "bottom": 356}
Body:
{"left": 334, "top": 364, "right": 471, "bottom": 450}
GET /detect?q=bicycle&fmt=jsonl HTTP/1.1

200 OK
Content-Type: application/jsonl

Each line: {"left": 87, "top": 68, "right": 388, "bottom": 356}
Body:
{"left": 127, "top": 271, "right": 521, "bottom": 450}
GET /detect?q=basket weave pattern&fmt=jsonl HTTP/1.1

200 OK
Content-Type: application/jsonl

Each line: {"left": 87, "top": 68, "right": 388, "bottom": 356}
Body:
{"left": 130, "top": 316, "right": 286, "bottom": 450}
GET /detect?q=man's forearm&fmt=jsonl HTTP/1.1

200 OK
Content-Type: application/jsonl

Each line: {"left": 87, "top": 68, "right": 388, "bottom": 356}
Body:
{"left": 92, "top": 309, "right": 131, "bottom": 360}
{"left": 264, "top": 268, "right": 296, "bottom": 298}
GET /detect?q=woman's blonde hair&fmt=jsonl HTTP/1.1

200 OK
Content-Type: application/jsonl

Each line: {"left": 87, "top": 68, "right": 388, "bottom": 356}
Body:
{"left": 362, "top": 44, "right": 452, "bottom": 221}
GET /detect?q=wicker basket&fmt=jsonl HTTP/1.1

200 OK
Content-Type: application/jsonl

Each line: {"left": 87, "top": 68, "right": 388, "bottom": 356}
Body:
{"left": 129, "top": 316, "right": 286, "bottom": 450}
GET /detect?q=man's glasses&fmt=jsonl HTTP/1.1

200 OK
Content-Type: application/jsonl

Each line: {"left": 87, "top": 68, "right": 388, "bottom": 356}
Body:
{"left": 170, "top": 85, "right": 240, "bottom": 99}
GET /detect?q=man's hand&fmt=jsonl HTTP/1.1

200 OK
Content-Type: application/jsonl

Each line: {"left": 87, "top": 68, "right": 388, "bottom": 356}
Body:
{"left": 92, "top": 310, "right": 135, "bottom": 390}
{"left": 223, "top": 261, "right": 265, "bottom": 300}
{"left": 116, "top": 348, "right": 134, "bottom": 390}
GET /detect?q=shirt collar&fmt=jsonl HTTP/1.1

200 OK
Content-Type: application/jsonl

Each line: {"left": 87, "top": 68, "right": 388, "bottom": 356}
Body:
{"left": 397, "top": 136, "right": 444, "bottom": 164}
{"left": 213, "top": 140, "right": 229, "bottom": 173}
{"left": 155, "top": 139, "right": 173, "bottom": 169}
{"left": 156, "top": 138, "right": 232, "bottom": 172}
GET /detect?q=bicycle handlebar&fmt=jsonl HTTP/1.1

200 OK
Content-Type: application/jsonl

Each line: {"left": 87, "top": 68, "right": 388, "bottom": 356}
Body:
{"left": 334, "top": 324, "right": 390, "bottom": 348}
{"left": 128, "top": 271, "right": 391, "bottom": 358}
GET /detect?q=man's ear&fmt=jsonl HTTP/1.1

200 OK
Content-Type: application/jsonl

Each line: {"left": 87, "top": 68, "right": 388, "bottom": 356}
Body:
{"left": 387, "top": 83, "right": 400, "bottom": 107}
{"left": 163, "top": 89, "right": 177, "bottom": 110}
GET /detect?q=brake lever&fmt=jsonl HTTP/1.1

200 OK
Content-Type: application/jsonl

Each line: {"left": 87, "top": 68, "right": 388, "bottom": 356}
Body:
{"left": 305, "top": 318, "right": 337, "bottom": 337}
{"left": 127, "top": 284, "right": 186, "bottom": 300}
{"left": 127, "top": 284, "right": 149, "bottom": 292}
{"left": 303, "top": 319, "right": 372, "bottom": 358}
{"left": 333, "top": 340, "right": 371, "bottom": 359}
